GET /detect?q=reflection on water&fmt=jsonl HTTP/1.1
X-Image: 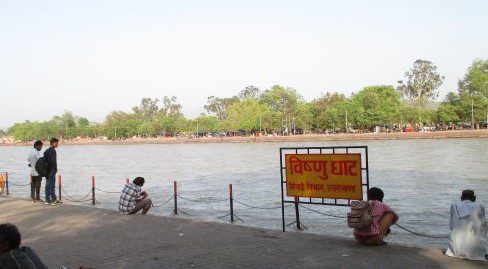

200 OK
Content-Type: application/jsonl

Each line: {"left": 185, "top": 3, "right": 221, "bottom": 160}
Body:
{"left": 1, "top": 138, "right": 487, "bottom": 248}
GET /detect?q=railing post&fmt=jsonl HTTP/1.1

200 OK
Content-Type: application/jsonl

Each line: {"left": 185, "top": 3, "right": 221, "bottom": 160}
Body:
{"left": 5, "top": 172, "right": 9, "bottom": 195}
{"left": 294, "top": 196, "right": 301, "bottom": 230}
{"left": 58, "top": 175, "right": 62, "bottom": 201}
{"left": 173, "top": 181, "right": 178, "bottom": 215}
{"left": 229, "top": 184, "right": 234, "bottom": 222}
{"left": 91, "top": 176, "right": 95, "bottom": 206}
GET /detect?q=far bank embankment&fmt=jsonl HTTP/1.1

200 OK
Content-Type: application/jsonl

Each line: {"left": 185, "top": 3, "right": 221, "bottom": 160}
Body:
{"left": 2, "top": 129, "right": 487, "bottom": 147}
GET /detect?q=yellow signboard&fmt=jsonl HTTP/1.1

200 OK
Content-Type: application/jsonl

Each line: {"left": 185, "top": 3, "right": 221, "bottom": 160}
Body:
{"left": 285, "top": 154, "right": 363, "bottom": 200}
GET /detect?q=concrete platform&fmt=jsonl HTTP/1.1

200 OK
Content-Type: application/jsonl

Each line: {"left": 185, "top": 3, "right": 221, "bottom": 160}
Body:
{"left": 0, "top": 198, "right": 485, "bottom": 269}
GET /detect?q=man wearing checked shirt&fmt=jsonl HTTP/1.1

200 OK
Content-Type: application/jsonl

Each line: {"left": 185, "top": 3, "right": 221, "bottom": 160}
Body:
{"left": 118, "top": 177, "right": 152, "bottom": 215}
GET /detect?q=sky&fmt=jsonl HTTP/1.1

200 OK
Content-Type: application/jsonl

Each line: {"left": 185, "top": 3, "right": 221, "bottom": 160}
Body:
{"left": 1, "top": 0, "right": 487, "bottom": 129}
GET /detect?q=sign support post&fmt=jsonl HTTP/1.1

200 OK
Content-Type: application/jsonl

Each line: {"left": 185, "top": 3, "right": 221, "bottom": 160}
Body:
{"left": 294, "top": 197, "right": 301, "bottom": 230}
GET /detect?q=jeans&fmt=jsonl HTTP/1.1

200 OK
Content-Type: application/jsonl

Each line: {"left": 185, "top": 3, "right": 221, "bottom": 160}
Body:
{"left": 30, "top": 175, "right": 42, "bottom": 200}
{"left": 45, "top": 171, "right": 57, "bottom": 202}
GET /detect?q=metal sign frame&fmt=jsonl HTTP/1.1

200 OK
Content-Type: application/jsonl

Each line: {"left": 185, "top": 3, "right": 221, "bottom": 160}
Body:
{"left": 280, "top": 146, "right": 370, "bottom": 232}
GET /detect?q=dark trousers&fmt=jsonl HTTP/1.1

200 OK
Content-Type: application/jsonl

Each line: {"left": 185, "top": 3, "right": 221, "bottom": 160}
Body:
{"left": 45, "top": 171, "right": 57, "bottom": 202}
{"left": 30, "top": 175, "right": 42, "bottom": 200}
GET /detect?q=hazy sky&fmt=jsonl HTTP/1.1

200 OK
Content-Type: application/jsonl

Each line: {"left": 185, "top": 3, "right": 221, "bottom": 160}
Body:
{"left": 1, "top": 0, "right": 487, "bottom": 129}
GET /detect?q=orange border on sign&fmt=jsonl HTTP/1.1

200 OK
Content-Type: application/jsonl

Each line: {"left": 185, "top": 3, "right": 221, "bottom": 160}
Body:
{"left": 285, "top": 153, "right": 363, "bottom": 200}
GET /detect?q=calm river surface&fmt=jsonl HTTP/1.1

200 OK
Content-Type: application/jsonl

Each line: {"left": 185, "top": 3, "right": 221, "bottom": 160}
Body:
{"left": 1, "top": 138, "right": 487, "bottom": 248}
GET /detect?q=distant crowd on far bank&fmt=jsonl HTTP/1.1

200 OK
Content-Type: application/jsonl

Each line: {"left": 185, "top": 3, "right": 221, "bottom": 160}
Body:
{"left": 1, "top": 129, "right": 487, "bottom": 147}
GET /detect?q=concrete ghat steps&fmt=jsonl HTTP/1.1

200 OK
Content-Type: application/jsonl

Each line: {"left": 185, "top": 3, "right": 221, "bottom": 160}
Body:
{"left": 0, "top": 198, "right": 485, "bottom": 269}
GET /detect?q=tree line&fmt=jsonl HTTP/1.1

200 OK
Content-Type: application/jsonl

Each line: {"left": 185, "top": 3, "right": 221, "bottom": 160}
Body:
{"left": 6, "top": 59, "right": 488, "bottom": 141}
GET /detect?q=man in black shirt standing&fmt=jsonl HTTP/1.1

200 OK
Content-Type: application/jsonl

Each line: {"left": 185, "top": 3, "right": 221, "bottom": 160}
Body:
{"left": 43, "top": 137, "right": 60, "bottom": 205}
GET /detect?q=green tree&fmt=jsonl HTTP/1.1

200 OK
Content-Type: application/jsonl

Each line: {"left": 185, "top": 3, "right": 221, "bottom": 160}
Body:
{"left": 194, "top": 115, "right": 221, "bottom": 134}
{"left": 237, "top": 85, "right": 261, "bottom": 100}
{"left": 322, "top": 101, "right": 345, "bottom": 131}
{"left": 310, "top": 92, "right": 346, "bottom": 132}
{"left": 161, "top": 96, "right": 183, "bottom": 117}
{"left": 7, "top": 111, "right": 98, "bottom": 141}
{"left": 444, "top": 92, "right": 460, "bottom": 106}
{"left": 397, "top": 60, "right": 445, "bottom": 122}
{"left": 260, "top": 86, "right": 303, "bottom": 134}
{"left": 458, "top": 59, "right": 488, "bottom": 128}
{"left": 440, "top": 92, "right": 464, "bottom": 121}
{"left": 396, "top": 103, "right": 421, "bottom": 126}
{"left": 204, "top": 96, "right": 238, "bottom": 120}
{"left": 76, "top": 117, "right": 92, "bottom": 137}
{"left": 156, "top": 96, "right": 185, "bottom": 135}
{"left": 132, "top": 98, "right": 159, "bottom": 120}
{"left": 52, "top": 112, "right": 78, "bottom": 139}
{"left": 434, "top": 105, "right": 460, "bottom": 124}
{"left": 152, "top": 111, "right": 186, "bottom": 136}
{"left": 104, "top": 111, "right": 142, "bottom": 139}
{"left": 260, "top": 109, "right": 282, "bottom": 134}
{"left": 352, "top": 85, "right": 400, "bottom": 127}
{"left": 260, "top": 85, "right": 301, "bottom": 119}
{"left": 295, "top": 102, "right": 313, "bottom": 133}
{"left": 225, "top": 98, "right": 268, "bottom": 132}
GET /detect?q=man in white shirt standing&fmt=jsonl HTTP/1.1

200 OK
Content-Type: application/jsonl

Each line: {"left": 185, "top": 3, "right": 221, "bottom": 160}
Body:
{"left": 28, "top": 140, "right": 43, "bottom": 203}
{"left": 446, "top": 189, "right": 487, "bottom": 261}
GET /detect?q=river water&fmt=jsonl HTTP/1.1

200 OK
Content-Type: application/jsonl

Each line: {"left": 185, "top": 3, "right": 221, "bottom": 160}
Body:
{"left": 1, "top": 138, "right": 487, "bottom": 248}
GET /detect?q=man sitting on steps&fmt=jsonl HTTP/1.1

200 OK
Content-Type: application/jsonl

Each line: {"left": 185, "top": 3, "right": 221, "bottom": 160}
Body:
{"left": 354, "top": 187, "right": 399, "bottom": 246}
{"left": 446, "top": 189, "right": 487, "bottom": 261}
{"left": 118, "top": 177, "right": 152, "bottom": 215}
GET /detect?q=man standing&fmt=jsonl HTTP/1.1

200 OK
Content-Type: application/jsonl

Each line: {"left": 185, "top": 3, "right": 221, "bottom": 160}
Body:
{"left": 446, "top": 190, "right": 487, "bottom": 261}
{"left": 43, "top": 138, "right": 60, "bottom": 205}
{"left": 28, "top": 140, "right": 43, "bottom": 203}
{"left": 118, "top": 177, "right": 152, "bottom": 215}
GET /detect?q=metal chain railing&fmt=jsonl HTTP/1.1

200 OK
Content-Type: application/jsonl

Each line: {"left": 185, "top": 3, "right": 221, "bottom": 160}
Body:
{"left": 152, "top": 196, "right": 174, "bottom": 208}
{"left": 233, "top": 198, "right": 284, "bottom": 210}
{"left": 61, "top": 188, "right": 92, "bottom": 203}
{"left": 299, "top": 204, "right": 449, "bottom": 239}
{"left": 394, "top": 223, "right": 449, "bottom": 239}
{"left": 175, "top": 208, "right": 191, "bottom": 215}
{"left": 3, "top": 176, "right": 455, "bottom": 239}
{"left": 177, "top": 195, "right": 228, "bottom": 203}
{"left": 94, "top": 188, "right": 120, "bottom": 194}
{"left": 299, "top": 204, "right": 347, "bottom": 219}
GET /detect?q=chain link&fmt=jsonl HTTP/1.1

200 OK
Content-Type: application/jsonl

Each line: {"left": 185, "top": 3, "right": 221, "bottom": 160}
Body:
{"left": 177, "top": 195, "right": 228, "bottom": 203}
{"left": 299, "top": 204, "right": 347, "bottom": 219}
{"left": 394, "top": 223, "right": 449, "bottom": 239}
{"left": 4, "top": 178, "right": 456, "bottom": 239}
{"left": 61, "top": 188, "right": 93, "bottom": 203}
{"left": 233, "top": 198, "right": 283, "bottom": 210}
{"left": 152, "top": 196, "right": 174, "bottom": 207}
{"left": 95, "top": 188, "right": 120, "bottom": 194}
